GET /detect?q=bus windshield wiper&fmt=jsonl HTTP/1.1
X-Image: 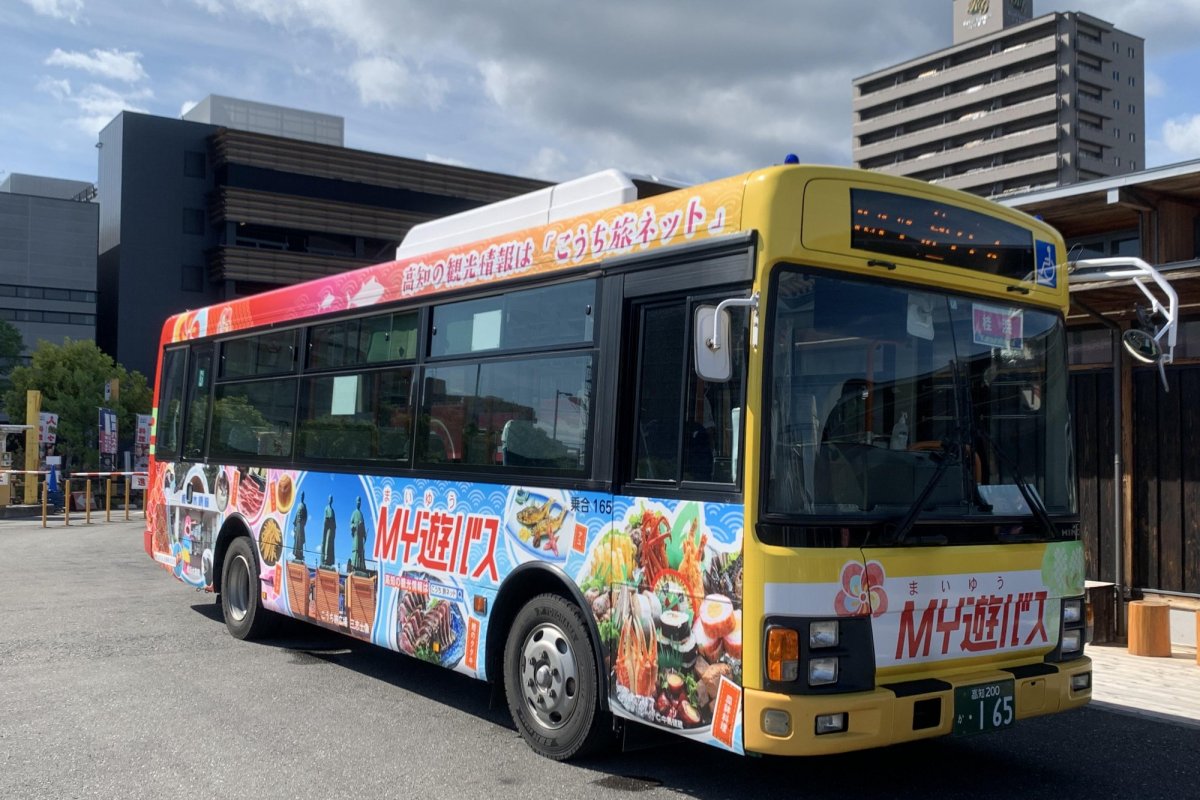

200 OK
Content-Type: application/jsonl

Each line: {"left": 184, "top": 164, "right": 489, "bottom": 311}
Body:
{"left": 976, "top": 427, "right": 1057, "bottom": 538}
{"left": 890, "top": 443, "right": 955, "bottom": 545}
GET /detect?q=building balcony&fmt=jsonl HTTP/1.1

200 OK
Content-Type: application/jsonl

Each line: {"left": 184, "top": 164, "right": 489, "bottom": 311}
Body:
{"left": 206, "top": 245, "right": 379, "bottom": 286}
{"left": 854, "top": 65, "right": 1059, "bottom": 137}
{"left": 1075, "top": 31, "right": 1111, "bottom": 62}
{"left": 210, "top": 186, "right": 433, "bottom": 241}
{"left": 928, "top": 152, "right": 1060, "bottom": 194}
{"left": 868, "top": 123, "right": 1058, "bottom": 178}
{"left": 854, "top": 35, "right": 1057, "bottom": 113}
{"left": 210, "top": 129, "right": 547, "bottom": 205}
{"left": 855, "top": 95, "right": 1058, "bottom": 163}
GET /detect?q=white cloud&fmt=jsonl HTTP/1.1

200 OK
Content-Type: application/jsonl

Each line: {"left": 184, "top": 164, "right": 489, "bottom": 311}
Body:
{"left": 1162, "top": 115, "right": 1200, "bottom": 160}
{"left": 21, "top": 0, "right": 84, "bottom": 24}
{"left": 347, "top": 56, "right": 446, "bottom": 109}
{"left": 180, "top": 99, "right": 199, "bottom": 117}
{"left": 524, "top": 147, "right": 567, "bottom": 182}
{"left": 36, "top": 77, "right": 72, "bottom": 101}
{"left": 45, "top": 48, "right": 148, "bottom": 83}
{"left": 1144, "top": 70, "right": 1165, "bottom": 99}
{"left": 36, "top": 79, "right": 153, "bottom": 136}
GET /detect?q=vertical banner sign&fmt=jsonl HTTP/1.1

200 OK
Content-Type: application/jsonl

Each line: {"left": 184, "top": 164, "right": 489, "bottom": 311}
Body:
{"left": 133, "top": 414, "right": 152, "bottom": 489}
{"left": 99, "top": 407, "right": 118, "bottom": 471}
{"left": 38, "top": 412, "right": 59, "bottom": 446}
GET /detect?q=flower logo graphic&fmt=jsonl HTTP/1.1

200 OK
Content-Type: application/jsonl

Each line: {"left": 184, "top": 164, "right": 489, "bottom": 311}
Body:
{"left": 834, "top": 560, "right": 888, "bottom": 617}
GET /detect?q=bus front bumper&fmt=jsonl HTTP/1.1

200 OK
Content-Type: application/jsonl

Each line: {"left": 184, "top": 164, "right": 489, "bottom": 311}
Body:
{"left": 743, "top": 656, "right": 1092, "bottom": 756}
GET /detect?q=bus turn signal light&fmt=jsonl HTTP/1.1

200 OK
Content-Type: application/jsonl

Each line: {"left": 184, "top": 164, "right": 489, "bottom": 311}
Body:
{"left": 767, "top": 626, "right": 799, "bottom": 682}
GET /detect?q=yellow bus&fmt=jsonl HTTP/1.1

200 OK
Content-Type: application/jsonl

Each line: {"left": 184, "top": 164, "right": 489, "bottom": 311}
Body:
{"left": 145, "top": 164, "right": 1090, "bottom": 760}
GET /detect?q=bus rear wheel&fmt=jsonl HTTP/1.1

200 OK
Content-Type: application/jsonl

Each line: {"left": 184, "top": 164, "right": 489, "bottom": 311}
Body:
{"left": 503, "top": 593, "right": 610, "bottom": 760}
{"left": 220, "top": 536, "right": 277, "bottom": 640}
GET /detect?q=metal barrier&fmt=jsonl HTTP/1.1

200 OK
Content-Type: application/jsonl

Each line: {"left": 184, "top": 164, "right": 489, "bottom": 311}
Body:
{"left": 1, "top": 470, "right": 147, "bottom": 528}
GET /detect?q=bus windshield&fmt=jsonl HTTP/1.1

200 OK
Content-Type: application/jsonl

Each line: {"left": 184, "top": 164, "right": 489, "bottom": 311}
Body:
{"left": 765, "top": 267, "right": 1076, "bottom": 534}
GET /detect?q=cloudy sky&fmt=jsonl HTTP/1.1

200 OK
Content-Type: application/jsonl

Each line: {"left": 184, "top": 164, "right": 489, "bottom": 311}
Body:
{"left": 3, "top": 0, "right": 1199, "bottom": 187}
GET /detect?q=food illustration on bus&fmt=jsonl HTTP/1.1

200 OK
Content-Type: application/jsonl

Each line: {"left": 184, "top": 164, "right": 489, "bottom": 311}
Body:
{"left": 504, "top": 487, "right": 572, "bottom": 563}
{"left": 395, "top": 572, "right": 467, "bottom": 668}
{"left": 237, "top": 467, "right": 267, "bottom": 519}
{"left": 579, "top": 500, "right": 744, "bottom": 743}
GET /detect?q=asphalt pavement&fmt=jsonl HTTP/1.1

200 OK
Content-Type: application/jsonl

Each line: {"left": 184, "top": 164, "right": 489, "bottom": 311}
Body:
{"left": 1, "top": 517, "right": 1198, "bottom": 800}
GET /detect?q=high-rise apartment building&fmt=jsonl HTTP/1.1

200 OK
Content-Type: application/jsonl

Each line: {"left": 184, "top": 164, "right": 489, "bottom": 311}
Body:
{"left": 853, "top": 1, "right": 1144, "bottom": 197}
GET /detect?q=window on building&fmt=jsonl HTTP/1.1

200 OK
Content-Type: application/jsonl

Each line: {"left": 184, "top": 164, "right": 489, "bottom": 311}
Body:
{"left": 1115, "top": 157, "right": 1122, "bottom": 167}
{"left": 1112, "top": 70, "right": 1120, "bottom": 81}
{"left": 1114, "top": 128, "right": 1121, "bottom": 138}
{"left": 1113, "top": 99, "right": 1121, "bottom": 110}
{"left": 1129, "top": 104, "right": 1137, "bottom": 115}
{"left": 1129, "top": 46, "right": 1136, "bottom": 58}
{"left": 1129, "top": 76, "right": 1136, "bottom": 87}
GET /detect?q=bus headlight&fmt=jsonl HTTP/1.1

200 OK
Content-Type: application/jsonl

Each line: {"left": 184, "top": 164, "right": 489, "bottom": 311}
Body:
{"left": 1061, "top": 629, "right": 1083, "bottom": 658}
{"left": 1063, "top": 599, "right": 1083, "bottom": 625}
{"left": 809, "top": 620, "right": 839, "bottom": 649}
{"left": 808, "top": 657, "right": 839, "bottom": 686}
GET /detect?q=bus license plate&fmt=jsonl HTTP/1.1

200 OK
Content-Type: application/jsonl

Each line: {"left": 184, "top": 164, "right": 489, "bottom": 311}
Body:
{"left": 953, "top": 680, "right": 1015, "bottom": 735}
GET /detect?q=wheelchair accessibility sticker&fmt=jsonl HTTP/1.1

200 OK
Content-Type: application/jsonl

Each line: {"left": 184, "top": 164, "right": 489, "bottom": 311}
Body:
{"left": 1035, "top": 240, "right": 1057, "bottom": 288}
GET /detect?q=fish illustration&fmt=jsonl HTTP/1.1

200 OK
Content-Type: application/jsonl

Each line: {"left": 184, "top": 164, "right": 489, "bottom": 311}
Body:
{"left": 347, "top": 276, "right": 385, "bottom": 308}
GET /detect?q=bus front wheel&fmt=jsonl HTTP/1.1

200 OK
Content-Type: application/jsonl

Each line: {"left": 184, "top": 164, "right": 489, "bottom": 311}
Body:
{"left": 219, "top": 537, "right": 277, "bottom": 640}
{"left": 503, "top": 593, "right": 609, "bottom": 760}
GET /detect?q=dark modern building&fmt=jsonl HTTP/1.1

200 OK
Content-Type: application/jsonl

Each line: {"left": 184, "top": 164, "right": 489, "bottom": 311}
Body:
{"left": 0, "top": 173, "right": 99, "bottom": 362}
{"left": 853, "top": 1, "right": 1145, "bottom": 197}
{"left": 96, "top": 96, "right": 550, "bottom": 377}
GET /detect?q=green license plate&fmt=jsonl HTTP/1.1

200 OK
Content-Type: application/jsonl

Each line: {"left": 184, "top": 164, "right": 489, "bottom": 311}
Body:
{"left": 953, "top": 680, "right": 1015, "bottom": 736}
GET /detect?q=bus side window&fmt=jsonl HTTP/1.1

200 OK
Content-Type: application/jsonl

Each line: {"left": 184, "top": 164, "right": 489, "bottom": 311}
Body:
{"left": 632, "top": 302, "right": 686, "bottom": 481}
{"left": 629, "top": 297, "right": 746, "bottom": 487}
{"left": 155, "top": 347, "right": 188, "bottom": 460}
{"left": 182, "top": 344, "right": 213, "bottom": 460}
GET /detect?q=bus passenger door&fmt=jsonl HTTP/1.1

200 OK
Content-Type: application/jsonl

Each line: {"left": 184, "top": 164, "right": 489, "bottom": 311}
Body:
{"left": 607, "top": 283, "right": 750, "bottom": 751}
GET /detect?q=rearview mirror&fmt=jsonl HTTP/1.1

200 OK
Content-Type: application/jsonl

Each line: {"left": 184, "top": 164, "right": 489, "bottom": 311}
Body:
{"left": 694, "top": 305, "right": 731, "bottom": 382}
{"left": 1122, "top": 328, "right": 1161, "bottom": 364}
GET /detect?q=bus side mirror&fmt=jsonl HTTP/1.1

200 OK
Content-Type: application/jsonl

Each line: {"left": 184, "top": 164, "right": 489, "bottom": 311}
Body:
{"left": 1122, "top": 328, "right": 1162, "bottom": 364}
{"left": 694, "top": 305, "right": 732, "bottom": 382}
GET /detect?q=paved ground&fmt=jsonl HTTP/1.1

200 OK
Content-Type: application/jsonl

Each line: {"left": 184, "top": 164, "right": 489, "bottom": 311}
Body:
{"left": 2, "top": 517, "right": 1199, "bottom": 800}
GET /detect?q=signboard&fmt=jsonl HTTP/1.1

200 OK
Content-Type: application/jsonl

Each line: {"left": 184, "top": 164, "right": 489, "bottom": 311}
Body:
{"left": 38, "top": 412, "right": 59, "bottom": 446}
{"left": 99, "top": 408, "right": 118, "bottom": 471}
{"left": 136, "top": 414, "right": 152, "bottom": 447}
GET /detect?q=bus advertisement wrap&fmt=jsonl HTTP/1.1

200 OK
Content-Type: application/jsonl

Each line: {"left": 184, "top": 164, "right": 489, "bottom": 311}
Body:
{"left": 149, "top": 459, "right": 746, "bottom": 753}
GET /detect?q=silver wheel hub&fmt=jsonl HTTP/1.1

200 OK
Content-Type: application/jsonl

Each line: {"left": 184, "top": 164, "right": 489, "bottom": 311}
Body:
{"left": 519, "top": 622, "right": 578, "bottom": 731}
{"left": 227, "top": 553, "right": 251, "bottom": 622}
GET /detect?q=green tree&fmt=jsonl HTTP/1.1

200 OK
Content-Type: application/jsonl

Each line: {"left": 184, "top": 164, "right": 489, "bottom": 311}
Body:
{"left": 2, "top": 339, "right": 152, "bottom": 470}
{"left": 0, "top": 319, "right": 24, "bottom": 390}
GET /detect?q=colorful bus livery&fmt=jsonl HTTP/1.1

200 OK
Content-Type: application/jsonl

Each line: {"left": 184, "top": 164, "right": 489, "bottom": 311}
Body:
{"left": 147, "top": 165, "right": 1091, "bottom": 761}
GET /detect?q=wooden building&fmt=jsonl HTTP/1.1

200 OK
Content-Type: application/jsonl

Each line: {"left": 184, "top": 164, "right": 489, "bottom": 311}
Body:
{"left": 1005, "top": 159, "right": 1200, "bottom": 646}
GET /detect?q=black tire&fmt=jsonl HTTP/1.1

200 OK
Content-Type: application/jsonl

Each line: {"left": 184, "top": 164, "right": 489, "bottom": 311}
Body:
{"left": 503, "top": 593, "right": 612, "bottom": 761}
{"left": 220, "top": 536, "right": 278, "bottom": 640}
